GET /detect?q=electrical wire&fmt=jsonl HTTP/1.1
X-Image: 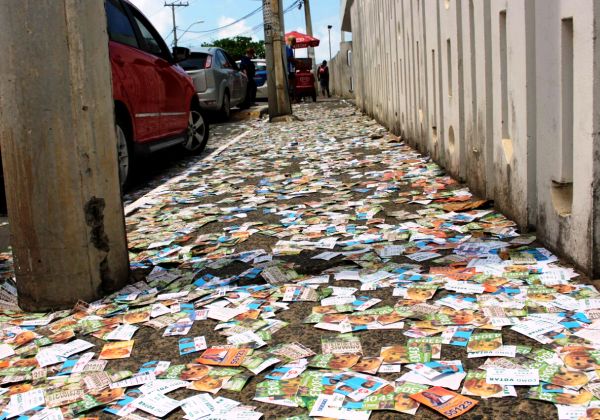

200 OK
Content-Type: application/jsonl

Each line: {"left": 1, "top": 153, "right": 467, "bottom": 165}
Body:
{"left": 184, "top": 6, "right": 263, "bottom": 36}
{"left": 184, "top": 0, "right": 302, "bottom": 46}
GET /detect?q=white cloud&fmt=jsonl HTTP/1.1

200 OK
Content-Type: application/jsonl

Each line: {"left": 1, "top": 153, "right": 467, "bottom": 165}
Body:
{"left": 216, "top": 16, "right": 253, "bottom": 39}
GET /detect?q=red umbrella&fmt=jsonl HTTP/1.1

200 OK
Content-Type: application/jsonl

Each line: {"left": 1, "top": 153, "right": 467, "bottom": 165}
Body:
{"left": 285, "top": 31, "right": 320, "bottom": 49}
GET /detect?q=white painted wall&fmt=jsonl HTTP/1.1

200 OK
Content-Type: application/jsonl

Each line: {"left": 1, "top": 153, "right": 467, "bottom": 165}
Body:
{"left": 534, "top": 0, "right": 596, "bottom": 271}
{"left": 329, "top": 41, "right": 353, "bottom": 98}
{"left": 336, "top": 0, "right": 600, "bottom": 276}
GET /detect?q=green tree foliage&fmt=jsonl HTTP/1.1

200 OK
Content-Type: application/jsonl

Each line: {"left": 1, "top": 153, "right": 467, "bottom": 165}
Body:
{"left": 201, "top": 36, "right": 265, "bottom": 61}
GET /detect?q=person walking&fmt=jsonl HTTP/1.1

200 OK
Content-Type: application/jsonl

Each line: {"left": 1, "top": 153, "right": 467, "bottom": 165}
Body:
{"left": 318, "top": 60, "right": 331, "bottom": 98}
{"left": 286, "top": 36, "right": 297, "bottom": 102}
{"left": 239, "top": 48, "right": 257, "bottom": 107}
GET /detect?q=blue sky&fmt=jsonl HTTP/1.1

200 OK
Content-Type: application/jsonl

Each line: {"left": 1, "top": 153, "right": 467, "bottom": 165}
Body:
{"left": 130, "top": 0, "right": 342, "bottom": 62}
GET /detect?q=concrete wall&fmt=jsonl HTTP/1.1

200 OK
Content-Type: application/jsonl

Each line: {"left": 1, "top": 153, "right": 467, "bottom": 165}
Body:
{"left": 337, "top": 0, "right": 600, "bottom": 277}
{"left": 330, "top": 41, "right": 354, "bottom": 98}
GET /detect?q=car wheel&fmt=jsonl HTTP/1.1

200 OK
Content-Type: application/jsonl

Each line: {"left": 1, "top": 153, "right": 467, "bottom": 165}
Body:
{"left": 220, "top": 92, "right": 231, "bottom": 120}
{"left": 182, "top": 107, "right": 209, "bottom": 154}
{"left": 115, "top": 120, "right": 132, "bottom": 190}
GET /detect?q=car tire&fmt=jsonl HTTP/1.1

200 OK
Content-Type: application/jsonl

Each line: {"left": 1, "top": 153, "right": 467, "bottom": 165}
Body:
{"left": 115, "top": 118, "right": 133, "bottom": 190}
{"left": 220, "top": 92, "right": 231, "bottom": 120}
{"left": 182, "top": 107, "right": 209, "bottom": 155}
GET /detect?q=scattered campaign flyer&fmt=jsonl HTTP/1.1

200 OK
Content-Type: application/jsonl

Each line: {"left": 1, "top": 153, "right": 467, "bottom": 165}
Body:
{"left": 180, "top": 394, "right": 216, "bottom": 419}
{"left": 268, "top": 342, "right": 316, "bottom": 361}
{"left": 410, "top": 386, "right": 478, "bottom": 418}
{"left": 467, "top": 333, "right": 502, "bottom": 353}
{"left": 99, "top": 340, "right": 134, "bottom": 360}
{"left": 0, "top": 344, "right": 14, "bottom": 360}
{"left": 485, "top": 367, "right": 539, "bottom": 386}
{"left": 413, "top": 361, "right": 457, "bottom": 380}
{"left": 5, "top": 389, "right": 46, "bottom": 417}
{"left": 321, "top": 334, "right": 363, "bottom": 355}
{"left": 105, "top": 324, "right": 138, "bottom": 341}
{"left": 196, "top": 347, "right": 250, "bottom": 366}
{"left": 265, "top": 362, "right": 306, "bottom": 381}
{"left": 309, "top": 393, "right": 370, "bottom": 419}
{"left": 398, "top": 361, "right": 466, "bottom": 390}
{"left": 309, "top": 353, "right": 361, "bottom": 371}
{"left": 467, "top": 345, "right": 517, "bottom": 359}
{"left": 332, "top": 372, "right": 388, "bottom": 401}
{"left": 163, "top": 320, "right": 194, "bottom": 336}
{"left": 527, "top": 386, "right": 594, "bottom": 406}
{"left": 110, "top": 372, "right": 156, "bottom": 389}
{"left": 132, "top": 391, "right": 182, "bottom": 417}
{"left": 242, "top": 351, "right": 281, "bottom": 375}
{"left": 179, "top": 336, "right": 208, "bottom": 355}
{"left": 441, "top": 326, "right": 474, "bottom": 347}
{"left": 462, "top": 370, "right": 517, "bottom": 398}
{"left": 345, "top": 382, "right": 429, "bottom": 414}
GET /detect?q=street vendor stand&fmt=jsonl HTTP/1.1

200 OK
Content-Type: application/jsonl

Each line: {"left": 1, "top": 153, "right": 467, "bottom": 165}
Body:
{"left": 285, "top": 31, "right": 320, "bottom": 102}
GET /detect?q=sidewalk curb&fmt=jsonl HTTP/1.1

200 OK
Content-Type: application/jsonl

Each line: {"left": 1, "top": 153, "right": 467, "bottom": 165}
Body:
{"left": 230, "top": 106, "right": 269, "bottom": 121}
{"left": 124, "top": 129, "right": 251, "bottom": 216}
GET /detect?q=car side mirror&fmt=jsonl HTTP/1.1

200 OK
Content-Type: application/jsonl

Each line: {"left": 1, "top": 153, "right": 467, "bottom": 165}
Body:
{"left": 172, "top": 47, "right": 190, "bottom": 63}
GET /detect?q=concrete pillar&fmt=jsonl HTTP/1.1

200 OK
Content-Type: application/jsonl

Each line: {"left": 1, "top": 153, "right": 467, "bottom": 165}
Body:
{"left": 263, "top": 0, "right": 292, "bottom": 119}
{"left": 0, "top": 0, "right": 130, "bottom": 310}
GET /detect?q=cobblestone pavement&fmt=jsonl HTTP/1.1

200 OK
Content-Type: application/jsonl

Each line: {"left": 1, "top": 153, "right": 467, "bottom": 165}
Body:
{"left": 0, "top": 100, "right": 597, "bottom": 420}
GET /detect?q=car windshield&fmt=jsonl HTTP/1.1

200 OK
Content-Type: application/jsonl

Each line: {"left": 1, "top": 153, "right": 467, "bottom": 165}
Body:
{"left": 179, "top": 53, "right": 209, "bottom": 70}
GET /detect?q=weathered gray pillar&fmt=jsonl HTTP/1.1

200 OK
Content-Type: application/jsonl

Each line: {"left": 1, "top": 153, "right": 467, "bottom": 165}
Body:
{"left": 0, "top": 0, "right": 130, "bottom": 310}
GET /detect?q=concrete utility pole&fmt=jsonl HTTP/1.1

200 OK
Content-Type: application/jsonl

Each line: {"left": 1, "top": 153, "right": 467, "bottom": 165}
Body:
{"left": 303, "top": 0, "right": 318, "bottom": 93}
{"left": 303, "top": 0, "right": 316, "bottom": 68}
{"left": 263, "top": 0, "right": 292, "bottom": 119}
{"left": 165, "top": 1, "right": 189, "bottom": 48}
{"left": 0, "top": 0, "right": 130, "bottom": 310}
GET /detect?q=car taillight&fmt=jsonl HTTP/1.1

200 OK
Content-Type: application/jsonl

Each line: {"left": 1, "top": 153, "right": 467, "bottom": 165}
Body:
{"left": 205, "top": 55, "right": 212, "bottom": 69}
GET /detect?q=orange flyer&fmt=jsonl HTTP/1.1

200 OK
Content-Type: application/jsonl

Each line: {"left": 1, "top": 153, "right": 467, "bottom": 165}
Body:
{"left": 410, "top": 386, "right": 478, "bottom": 419}
{"left": 195, "top": 347, "right": 250, "bottom": 366}
{"left": 99, "top": 340, "right": 134, "bottom": 360}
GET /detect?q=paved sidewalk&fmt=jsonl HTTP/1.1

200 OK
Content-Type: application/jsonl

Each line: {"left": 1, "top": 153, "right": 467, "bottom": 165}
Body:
{"left": 0, "top": 100, "right": 596, "bottom": 419}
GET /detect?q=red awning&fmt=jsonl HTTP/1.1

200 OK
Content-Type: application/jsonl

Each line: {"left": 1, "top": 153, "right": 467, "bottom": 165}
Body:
{"left": 285, "top": 31, "right": 320, "bottom": 49}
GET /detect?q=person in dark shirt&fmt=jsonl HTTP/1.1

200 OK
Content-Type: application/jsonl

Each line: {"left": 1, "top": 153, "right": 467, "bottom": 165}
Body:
{"left": 286, "top": 36, "right": 297, "bottom": 101}
{"left": 318, "top": 60, "right": 330, "bottom": 98}
{"left": 240, "top": 48, "right": 257, "bottom": 106}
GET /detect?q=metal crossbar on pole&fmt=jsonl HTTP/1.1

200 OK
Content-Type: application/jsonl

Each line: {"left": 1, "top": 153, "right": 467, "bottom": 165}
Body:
{"left": 164, "top": 1, "right": 189, "bottom": 47}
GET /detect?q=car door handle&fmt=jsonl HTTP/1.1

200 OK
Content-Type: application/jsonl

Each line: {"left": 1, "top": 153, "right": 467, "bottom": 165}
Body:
{"left": 113, "top": 55, "right": 125, "bottom": 66}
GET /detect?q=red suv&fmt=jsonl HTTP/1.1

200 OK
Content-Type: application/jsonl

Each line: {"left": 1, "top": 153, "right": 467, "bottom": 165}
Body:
{"left": 105, "top": 0, "right": 209, "bottom": 187}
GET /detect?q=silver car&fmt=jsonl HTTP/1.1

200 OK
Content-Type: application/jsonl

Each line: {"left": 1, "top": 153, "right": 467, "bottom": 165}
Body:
{"left": 179, "top": 47, "right": 247, "bottom": 119}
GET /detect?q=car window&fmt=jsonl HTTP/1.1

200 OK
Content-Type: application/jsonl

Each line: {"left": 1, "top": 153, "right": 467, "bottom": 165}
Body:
{"left": 256, "top": 64, "right": 267, "bottom": 72}
{"left": 217, "top": 51, "right": 231, "bottom": 69}
{"left": 133, "top": 16, "right": 165, "bottom": 56}
{"left": 179, "top": 53, "right": 208, "bottom": 70}
{"left": 211, "top": 51, "right": 222, "bottom": 68}
{"left": 105, "top": 0, "right": 138, "bottom": 48}
{"left": 222, "top": 51, "right": 238, "bottom": 70}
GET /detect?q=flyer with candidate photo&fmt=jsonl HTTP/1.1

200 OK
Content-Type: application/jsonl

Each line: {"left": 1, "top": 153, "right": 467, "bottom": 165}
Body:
{"left": 196, "top": 347, "right": 250, "bottom": 366}
{"left": 410, "top": 386, "right": 478, "bottom": 418}
{"left": 99, "top": 340, "right": 134, "bottom": 360}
